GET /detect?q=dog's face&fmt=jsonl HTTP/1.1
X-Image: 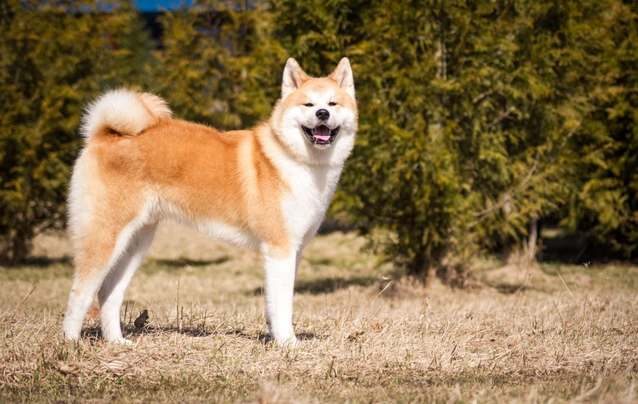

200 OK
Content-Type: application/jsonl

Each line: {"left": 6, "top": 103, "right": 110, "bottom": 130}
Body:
{"left": 271, "top": 58, "right": 358, "bottom": 166}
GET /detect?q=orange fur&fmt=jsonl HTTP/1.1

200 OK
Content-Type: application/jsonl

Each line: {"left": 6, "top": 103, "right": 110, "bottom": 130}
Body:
{"left": 75, "top": 118, "right": 291, "bottom": 273}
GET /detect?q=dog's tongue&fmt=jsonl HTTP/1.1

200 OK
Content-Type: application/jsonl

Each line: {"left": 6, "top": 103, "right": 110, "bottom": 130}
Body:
{"left": 314, "top": 126, "right": 330, "bottom": 142}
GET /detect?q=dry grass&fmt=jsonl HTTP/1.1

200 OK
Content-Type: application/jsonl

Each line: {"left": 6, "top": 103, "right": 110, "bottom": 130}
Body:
{"left": 1, "top": 222, "right": 637, "bottom": 403}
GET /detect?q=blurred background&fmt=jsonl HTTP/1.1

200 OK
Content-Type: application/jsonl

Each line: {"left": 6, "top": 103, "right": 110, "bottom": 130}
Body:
{"left": 1, "top": 0, "right": 637, "bottom": 281}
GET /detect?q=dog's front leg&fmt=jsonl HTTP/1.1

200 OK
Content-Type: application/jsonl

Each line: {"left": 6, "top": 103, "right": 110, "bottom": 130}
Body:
{"left": 262, "top": 248, "right": 298, "bottom": 347}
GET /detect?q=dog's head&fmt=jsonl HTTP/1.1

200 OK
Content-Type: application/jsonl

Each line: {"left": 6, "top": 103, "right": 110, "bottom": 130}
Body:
{"left": 270, "top": 58, "right": 357, "bottom": 166}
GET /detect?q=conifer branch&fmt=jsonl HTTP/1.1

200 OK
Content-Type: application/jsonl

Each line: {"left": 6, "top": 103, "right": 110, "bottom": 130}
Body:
{"left": 469, "top": 159, "right": 539, "bottom": 227}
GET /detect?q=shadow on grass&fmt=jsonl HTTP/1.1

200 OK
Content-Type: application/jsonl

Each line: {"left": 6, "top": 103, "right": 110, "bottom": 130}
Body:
{"left": 7, "top": 255, "right": 71, "bottom": 268}
{"left": 481, "top": 278, "right": 560, "bottom": 295}
{"left": 218, "top": 330, "right": 321, "bottom": 343}
{"left": 82, "top": 326, "right": 322, "bottom": 344}
{"left": 250, "top": 275, "right": 377, "bottom": 296}
{"left": 9, "top": 255, "right": 227, "bottom": 272}
{"left": 489, "top": 283, "right": 530, "bottom": 295}
{"left": 540, "top": 227, "right": 636, "bottom": 264}
{"left": 316, "top": 219, "right": 355, "bottom": 235}
{"left": 152, "top": 256, "right": 230, "bottom": 268}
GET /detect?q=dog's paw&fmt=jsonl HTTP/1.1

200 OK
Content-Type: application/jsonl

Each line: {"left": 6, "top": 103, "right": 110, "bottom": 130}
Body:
{"left": 273, "top": 335, "right": 298, "bottom": 348}
{"left": 63, "top": 333, "right": 80, "bottom": 342}
{"left": 111, "top": 337, "right": 134, "bottom": 345}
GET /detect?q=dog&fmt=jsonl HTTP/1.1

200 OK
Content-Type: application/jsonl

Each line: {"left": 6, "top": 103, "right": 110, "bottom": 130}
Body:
{"left": 62, "top": 58, "right": 357, "bottom": 346}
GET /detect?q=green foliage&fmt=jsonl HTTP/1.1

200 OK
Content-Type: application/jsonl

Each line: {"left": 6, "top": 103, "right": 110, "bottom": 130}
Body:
{"left": 338, "top": 1, "right": 466, "bottom": 275}
{"left": 274, "top": 0, "right": 638, "bottom": 276}
{"left": 1, "top": 0, "right": 637, "bottom": 270}
{"left": 452, "top": 0, "right": 619, "bottom": 253}
{"left": 0, "top": 0, "right": 163, "bottom": 263}
{"left": 0, "top": 0, "right": 114, "bottom": 263}
{"left": 154, "top": 0, "right": 285, "bottom": 128}
{"left": 560, "top": 1, "right": 638, "bottom": 257}
{"left": 105, "top": 0, "right": 158, "bottom": 89}
{"left": 270, "top": 0, "right": 366, "bottom": 76}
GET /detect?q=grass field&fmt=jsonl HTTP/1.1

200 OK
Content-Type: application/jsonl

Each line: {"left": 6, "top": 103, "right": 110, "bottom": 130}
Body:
{"left": 1, "top": 222, "right": 637, "bottom": 403}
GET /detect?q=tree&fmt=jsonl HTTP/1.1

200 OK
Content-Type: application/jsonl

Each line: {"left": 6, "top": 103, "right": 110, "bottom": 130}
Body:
{"left": 456, "top": 0, "right": 620, "bottom": 257}
{"left": 270, "top": 0, "right": 367, "bottom": 77}
{"left": 0, "top": 0, "right": 152, "bottom": 263}
{"left": 561, "top": 0, "right": 638, "bottom": 259}
{"left": 2, "top": 0, "right": 636, "bottom": 271}
{"left": 273, "top": 0, "right": 633, "bottom": 280}
{"left": 154, "top": 0, "right": 285, "bottom": 129}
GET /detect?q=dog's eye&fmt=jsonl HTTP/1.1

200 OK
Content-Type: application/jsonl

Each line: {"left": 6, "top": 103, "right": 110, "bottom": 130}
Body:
{"left": 304, "top": 103, "right": 314, "bottom": 107}
{"left": 329, "top": 102, "right": 337, "bottom": 106}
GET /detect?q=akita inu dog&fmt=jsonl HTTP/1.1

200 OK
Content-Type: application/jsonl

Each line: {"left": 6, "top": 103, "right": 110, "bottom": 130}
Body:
{"left": 63, "top": 58, "right": 357, "bottom": 346}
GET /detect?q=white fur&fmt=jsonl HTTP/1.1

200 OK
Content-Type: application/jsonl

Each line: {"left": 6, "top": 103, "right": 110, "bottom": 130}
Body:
{"left": 254, "top": 61, "right": 356, "bottom": 344}
{"left": 275, "top": 104, "right": 356, "bottom": 166}
{"left": 98, "top": 223, "right": 157, "bottom": 344}
{"left": 159, "top": 200, "right": 262, "bottom": 250}
{"left": 63, "top": 198, "right": 157, "bottom": 343}
{"left": 81, "top": 89, "right": 171, "bottom": 140}
{"left": 66, "top": 149, "right": 94, "bottom": 252}
{"left": 262, "top": 249, "right": 298, "bottom": 345}
{"left": 281, "top": 59, "right": 307, "bottom": 100}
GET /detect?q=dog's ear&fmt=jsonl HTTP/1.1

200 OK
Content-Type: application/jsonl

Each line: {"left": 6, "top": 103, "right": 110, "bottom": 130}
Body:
{"left": 330, "top": 58, "right": 355, "bottom": 99}
{"left": 281, "top": 58, "right": 309, "bottom": 100}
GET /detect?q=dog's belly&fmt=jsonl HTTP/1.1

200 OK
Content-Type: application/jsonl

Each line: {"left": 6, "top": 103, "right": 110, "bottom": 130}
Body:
{"left": 194, "top": 219, "right": 261, "bottom": 250}
{"left": 156, "top": 199, "right": 262, "bottom": 251}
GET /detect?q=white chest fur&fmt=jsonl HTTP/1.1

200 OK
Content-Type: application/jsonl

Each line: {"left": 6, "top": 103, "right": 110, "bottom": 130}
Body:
{"left": 278, "top": 159, "right": 343, "bottom": 248}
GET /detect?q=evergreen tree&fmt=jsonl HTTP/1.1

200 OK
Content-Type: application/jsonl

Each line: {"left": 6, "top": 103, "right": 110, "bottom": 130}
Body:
{"left": 0, "top": 0, "right": 154, "bottom": 263}
{"left": 345, "top": 0, "right": 627, "bottom": 276}
{"left": 270, "top": 0, "right": 367, "bottom": 76}
{"left": 562, "top": 0, "right": 638, "bottom": 258}
{"left": 273, "top": 0, "right": 634, "bottom": 279}
{"left": 104, "top": 0, "right": 158, "bottom": 89}
{"left": 337, "top": 0, "right": 466, "bottom": 277}
{"left": 2, "top": 0, "right": 636, "bottom": 271}
{"left": 154, "top": 0, "right": 285, "bottom": 129}
{"left": 456, "top": 0, "right": 619, "bottom": 256}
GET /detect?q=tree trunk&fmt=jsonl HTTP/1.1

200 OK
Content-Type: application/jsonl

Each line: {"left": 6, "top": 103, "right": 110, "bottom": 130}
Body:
{"left": 527, "top": 216, "right": 538, "bottom": 264}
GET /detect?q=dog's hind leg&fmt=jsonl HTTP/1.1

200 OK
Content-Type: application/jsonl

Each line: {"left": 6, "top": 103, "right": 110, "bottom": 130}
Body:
{"left": 63, "top": 265, "right": 108, "bottom": 342}
{"left": 63, "top": 231, "right": 123, "bottom": 343}
{"left": 63, "top": 216, "right": 155, "bottom": 343}
{"left": 63, "top": 163, "right": 154, "bottom": 343}
{"left": 98, "top": 223, "right": 157, "bottom": 344}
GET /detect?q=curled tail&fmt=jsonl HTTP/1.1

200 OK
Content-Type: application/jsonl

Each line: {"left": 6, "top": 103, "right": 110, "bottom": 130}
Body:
{"left": 81, "top": 89, "right": 172, "bottom": 140}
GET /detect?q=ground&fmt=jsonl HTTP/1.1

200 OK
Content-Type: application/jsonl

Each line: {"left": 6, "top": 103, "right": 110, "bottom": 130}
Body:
{"left": 0, "top": 222, "right": 636, "bottom": 403}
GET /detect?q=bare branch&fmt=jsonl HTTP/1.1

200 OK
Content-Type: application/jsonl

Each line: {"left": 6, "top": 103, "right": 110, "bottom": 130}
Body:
{"left": 488, "top": 106, "right": 516, "bottom": 128}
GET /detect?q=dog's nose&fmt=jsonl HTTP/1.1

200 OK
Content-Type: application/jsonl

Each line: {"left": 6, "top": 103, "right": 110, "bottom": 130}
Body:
{"left": 315, "top": 109, "right": 330, "bottom": 121}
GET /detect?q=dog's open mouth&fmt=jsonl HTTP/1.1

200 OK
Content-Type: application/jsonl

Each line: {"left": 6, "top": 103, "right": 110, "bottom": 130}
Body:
{"left": 302, "top": 125, "right": 339, "bottom": 146}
